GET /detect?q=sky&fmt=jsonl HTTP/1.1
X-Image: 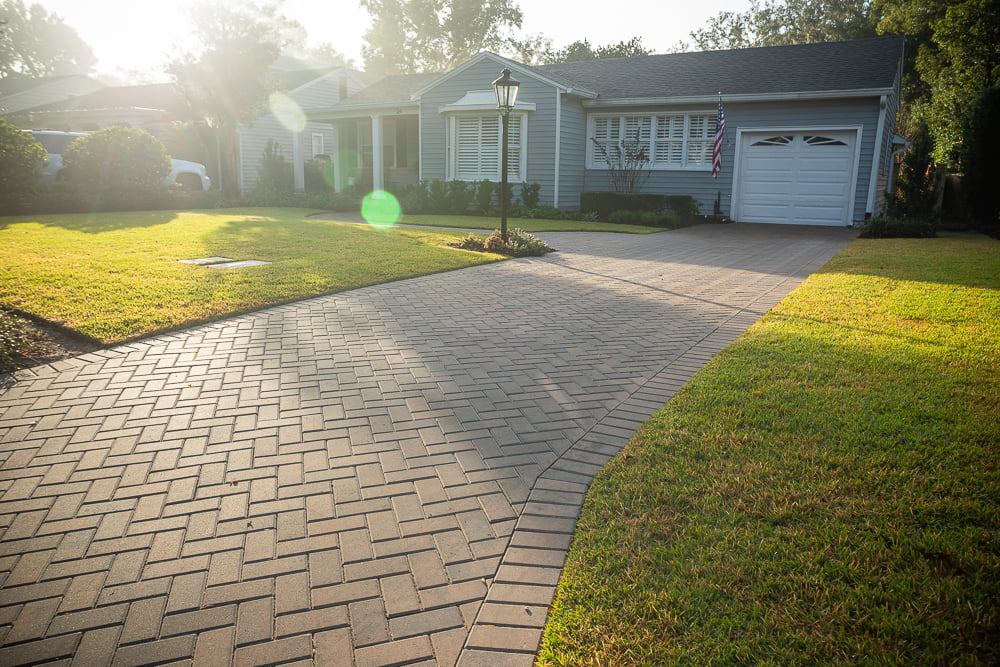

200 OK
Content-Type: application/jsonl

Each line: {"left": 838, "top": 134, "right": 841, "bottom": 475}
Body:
{"left": 33, "top": 0, "right": 752, "bottom": 81}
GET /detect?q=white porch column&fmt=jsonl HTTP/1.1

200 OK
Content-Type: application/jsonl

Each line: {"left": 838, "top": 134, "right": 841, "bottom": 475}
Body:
{"left": 333, "top": 124, "right": 344, "bottom": 193}
{"left": 292, "top": 131, "right": 305, "bottom": 193}
{"left": 371, "top": 114, "right": 384, "bottom": 191}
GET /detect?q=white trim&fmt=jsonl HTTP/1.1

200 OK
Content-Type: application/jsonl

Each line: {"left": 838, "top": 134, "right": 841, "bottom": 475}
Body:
{"left": 586, "top": 110, "right": 716, "bottom": 171}
{"left": 582, "top": 87, "right": 895, "bottom": 108}
{"left": 439, "top": 90, "right": 536, "bottom": 113}
{"left": 865, "top": 95, "right": 887, "bottom": 215}
{"left": 554, "top": 90, "right": 561, "bottom": 208}
{"left": 731, "top": 125, "right": 863, "bottom": 226}
{"left": 307, "top": 102, "right": 419, "bottom": 122}
{"left": 418, "top": 109, "right": 423, "bottom": 184}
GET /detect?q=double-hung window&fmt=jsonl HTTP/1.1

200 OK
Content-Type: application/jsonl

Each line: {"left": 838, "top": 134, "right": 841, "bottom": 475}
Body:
{"left": 448, "top": 113, "right": 525, "bottom": 182}
{"left": 588, "top": 112, "right": 715, "bottom": 170}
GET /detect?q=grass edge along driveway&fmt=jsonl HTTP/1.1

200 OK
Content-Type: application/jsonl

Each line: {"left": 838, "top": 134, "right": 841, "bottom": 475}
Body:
{"left": 537, "top": 232, "right": 1000, "bottom": 666}
{"left": 0, "top": 208, "right": 505, "bottom": 345}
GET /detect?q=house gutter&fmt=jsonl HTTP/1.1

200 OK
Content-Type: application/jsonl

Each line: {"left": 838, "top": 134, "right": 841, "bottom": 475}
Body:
{"left": 553, "top": 90, "right": 561, "bottom": 208}
{"left": 306, "top": 102, "right": 419, "bottom": 122}
{"left": 865, "top": 95, "right": 888, "bottom": 217}
{"left": 582, "top": 87, "right": 895, "bottom": 108}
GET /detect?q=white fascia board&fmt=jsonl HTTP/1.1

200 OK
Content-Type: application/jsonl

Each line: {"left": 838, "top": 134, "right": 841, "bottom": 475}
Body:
{"left": 306, "top": 102, "right": 420, "bottom": 121}
{"left": 410, "top": 51, "right": 598, "bottom": 101}
{"left": 582, "top": 87, "right": 895, "bottom": 107}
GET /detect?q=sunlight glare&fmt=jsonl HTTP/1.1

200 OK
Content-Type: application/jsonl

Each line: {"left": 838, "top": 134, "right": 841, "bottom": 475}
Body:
{"left": 269, "top": 92, "right": 306, "bottom": 133}
{"left": 361, "top": 190, "right": 402, "bottom": 230}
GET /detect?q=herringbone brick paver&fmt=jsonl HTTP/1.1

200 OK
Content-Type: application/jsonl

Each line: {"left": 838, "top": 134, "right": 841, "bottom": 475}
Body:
{"left": 0, "top": 224, "right": 853, "bottom": 665}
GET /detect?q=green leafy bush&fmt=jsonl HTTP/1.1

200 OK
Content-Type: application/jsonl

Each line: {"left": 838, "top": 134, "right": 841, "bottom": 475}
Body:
{"left": 859, "top": 216, "right": 937, "bottom": 238}
{"left": 255, "top": 139, "right": 293, "bottom": 193}
{"left": 475, "top": 179, "right": 495, "bottom": 214}
{"left": 482, "top": 228, "right": 551, "bottom": 257}
{"left": 663, "top": 195, "right": 700, "bottom": 220}
{"left": 454, "top": 234, "right": 485, "bottom": 251}
{"left": 447, "top": 180, "right": 473, "bottom": 214}
{"left": 0, "top": 310, "right": 28, "bottom": 373}
{"left": 0, "top": 119, "right": 47, "bottom": 193}
{"left": 520, "top": 182, "right": 541, "bottom": 208}
{"left": 61, "top": 125, "right": 170, "bottom": 189}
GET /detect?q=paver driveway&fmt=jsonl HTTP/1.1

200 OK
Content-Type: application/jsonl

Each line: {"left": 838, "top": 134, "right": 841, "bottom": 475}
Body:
{"left": 0, "top": 223, "right": 855, "bottom": 666}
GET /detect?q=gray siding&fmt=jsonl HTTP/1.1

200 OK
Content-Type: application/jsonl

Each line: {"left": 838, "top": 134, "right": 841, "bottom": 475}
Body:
{"left": 557, "top": 96, "right": 588, "bottom": 210}
{"left": 582, "top": 98, "right": 883, "bottom": 222}
{"left": 417, "top": 57, "right": 562, "bottom": 206}
{"left": 236, "top": 73, "right": 357, "bottom": 193}
{"left": 874, "top": 72, "right": 902, "bottom": 215}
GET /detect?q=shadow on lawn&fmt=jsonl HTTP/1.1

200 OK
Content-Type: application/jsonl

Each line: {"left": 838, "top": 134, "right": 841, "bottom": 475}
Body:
{"left": 0, "top": 210, "right": 180, "bottom": 234}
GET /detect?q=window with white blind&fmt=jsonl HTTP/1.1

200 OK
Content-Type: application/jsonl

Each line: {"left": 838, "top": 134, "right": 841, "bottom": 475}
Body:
{"left": 588, "top": 112, "right": 715, "bottom": 170}
{"left": 448, "top": 113, "right": 526, "bottom": 182}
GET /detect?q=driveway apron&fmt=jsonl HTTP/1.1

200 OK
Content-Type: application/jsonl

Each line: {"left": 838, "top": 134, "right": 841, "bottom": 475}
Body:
{"left": 0, "top": 223, "right": 855, "bottom": 666}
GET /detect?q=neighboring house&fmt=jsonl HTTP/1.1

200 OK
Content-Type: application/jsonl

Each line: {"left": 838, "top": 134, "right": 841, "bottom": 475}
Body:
{"left": 4, "top": 60, "right": 370, "bottom": 195}
{"left": 235, "top": 66, "right": 371, "bottom": 193}
{"left": 0, "top": 74, "right": 104, "bottom": 117}
{"left": 305, "top": 36, "right": 905, "bottom": 226}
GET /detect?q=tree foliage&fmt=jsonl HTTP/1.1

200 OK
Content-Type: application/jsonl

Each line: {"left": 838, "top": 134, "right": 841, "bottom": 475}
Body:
{"left": 690, "top": 0, "right": 878, "bottom": 50}
{"left": 959, "top": 86, "right": 1000, "bottom": 232}
{"left": 169, "top": 0, "right": 302, "bottom": 195}
{"left": 361, "top": 0, "right": 523, "bottom": 74}
{"left": 0, "top": 118, "right": 46, "bottom": 192}
{"left": 544, "top": 37, "right": 652, "bottom": 63}
{"left": 877, "top": 0, "right": 1000, "bottom": 168}
{"left": 61, "top": 126, "right": 170, "bottom": 190}
{"left": 0, "top": 0, "right": 96, "bottom": 77}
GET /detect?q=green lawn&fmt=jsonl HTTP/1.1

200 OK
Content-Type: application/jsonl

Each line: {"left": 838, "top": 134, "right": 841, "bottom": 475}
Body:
{"left": 0, "top": 208, "right": 503, "bottom": 343}
{"left": 538, "top": 233, "right": 1000, "bottom": 665}
{"left": 394, "top": 213, "right": 664, "bottom": 234}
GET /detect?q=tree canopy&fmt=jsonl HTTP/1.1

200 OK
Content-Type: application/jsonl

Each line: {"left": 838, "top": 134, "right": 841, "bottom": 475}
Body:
{"left": 689, "top": 0, "right": 878, "bottom": 51}
{"left": 361, "top": 0, "right": 523, "bottom": 74}
{"left": 0, "top": 0, "right": 96, "bottom": 78}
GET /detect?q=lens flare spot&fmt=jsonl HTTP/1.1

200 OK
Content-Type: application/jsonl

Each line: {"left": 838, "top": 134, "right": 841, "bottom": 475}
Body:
{"left": 362, "top": 190, "right": 401, "bottom": 229}
{"left": 269, "top": 92, "right": 306, "bottom": 133}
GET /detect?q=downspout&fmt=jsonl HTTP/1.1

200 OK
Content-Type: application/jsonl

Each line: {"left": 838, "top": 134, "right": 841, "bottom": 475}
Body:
{"left": 887, "top": 137, "right": 911, "bottom": 194}
{"left": 553, "top": 90, "right": 561, "bottom": 208}
{"left": 865, "top": 95, "right": 888, "bottom": 218}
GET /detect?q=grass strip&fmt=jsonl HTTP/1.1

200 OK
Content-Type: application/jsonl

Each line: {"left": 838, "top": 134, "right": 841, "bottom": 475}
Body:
{"left": 0, "top": 207, "right": 501, "bottom": 344}
{"left": 394, "top": 214, "right": 664, "bottom": 234}
{"left": 538, "top": 232, "right": 1000, "bottom": 665}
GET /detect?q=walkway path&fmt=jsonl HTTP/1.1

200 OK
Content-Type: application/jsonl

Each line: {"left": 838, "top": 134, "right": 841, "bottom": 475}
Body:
{"left": 0, "top": 224, "right": 854, "bottom": 666}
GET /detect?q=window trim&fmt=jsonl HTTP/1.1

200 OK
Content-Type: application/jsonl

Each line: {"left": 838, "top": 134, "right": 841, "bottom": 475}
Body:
{"left": 586, "top": 111, "right": 716, "bottom": 171}
{"left": 446, "top": 111, "right": 528, "bottom": 183}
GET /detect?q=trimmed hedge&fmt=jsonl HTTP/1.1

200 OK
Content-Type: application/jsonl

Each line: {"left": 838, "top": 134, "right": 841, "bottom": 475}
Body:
{"left": 580, "top": 192, "right": 700, "bottom": 221}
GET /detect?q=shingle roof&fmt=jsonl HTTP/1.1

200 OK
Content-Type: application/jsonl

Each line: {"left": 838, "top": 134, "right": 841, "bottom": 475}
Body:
{"left": 27, "top": 83, "right": 189, "bottom": 114}
{"left": 338, "top": 72, "right": 442, "bottom": 106}
{"left": 532, "top": 36, "right": 904, "bottom": 100}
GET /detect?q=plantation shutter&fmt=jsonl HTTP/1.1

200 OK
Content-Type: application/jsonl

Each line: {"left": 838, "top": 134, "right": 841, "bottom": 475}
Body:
{"left": 655, "top": 115, "right": 685, "bottom": 166}
{"left": 686, "top": 114, "right": 714, "bottom": 166}
{"left": 592, "top": 116, "right": 622, "bottom": 162}
{"left": 453, "top": 114, "right": 522, "bottom": 181}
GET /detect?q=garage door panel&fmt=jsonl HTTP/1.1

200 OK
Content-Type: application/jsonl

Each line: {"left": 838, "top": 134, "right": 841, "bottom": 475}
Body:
{"left": 738, "top": 131, "right": 856, "bottom": 226}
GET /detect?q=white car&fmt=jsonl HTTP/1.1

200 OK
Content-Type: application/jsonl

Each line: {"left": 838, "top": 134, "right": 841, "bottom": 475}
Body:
{"left": 29, "top": 130, "right": 211, "bottom": 191}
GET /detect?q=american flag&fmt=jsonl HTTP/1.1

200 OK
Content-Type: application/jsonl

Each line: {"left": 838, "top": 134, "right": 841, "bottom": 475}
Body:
{"left": 712, "top": 95, "right": 725, "bottom": 178}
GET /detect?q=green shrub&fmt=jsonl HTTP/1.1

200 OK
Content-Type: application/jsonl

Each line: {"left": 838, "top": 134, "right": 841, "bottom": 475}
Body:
{"left": 580, "top": 192, "right": 665, "bottom": 219}
{"left": 475, "top": 179, "right": 495, "bottom": 214}
{"left": 520, "top": 182, "right": 541, "bottom": 208}
{"left": 482, "top": 228, "right": 551, "bottom": 257}
{"left": 400, "top": 182, "right": 430, "bottom": 214}
{"left": 304, "top": 159, "right": 334, "bottom": 194}
{"left": 455, "top": 234, "right": 485, "bottom": 251}
{"left": 447, "top": 180, "right": 473, "bottom": 214}
{"left": 427, "top": 179, "right": 451, "bottom": 213}
{"left": 0, "top": 120, "right": 47, "bottom": 193}
{"left": 859, "top": 216, "right": 937, "bottom": 238}
{"left": 256, "top": 139, "right": 294, "bottom": 193}
{"left": 520, "top": 206, "right": 567, "bottom": 220}
{"left": 62, "top": 125, "right": 171, "bottom": 190}
{"left": 0, "top": 310, "right": 28, "bottom": 373}
{"left": 663, "top": 195, "right": 700, "bottom": 220}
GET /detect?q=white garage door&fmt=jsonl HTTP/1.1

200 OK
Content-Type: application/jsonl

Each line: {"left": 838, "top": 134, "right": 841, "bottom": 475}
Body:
{"left": 736, "top": 130, "right": 858, "bottom": 226}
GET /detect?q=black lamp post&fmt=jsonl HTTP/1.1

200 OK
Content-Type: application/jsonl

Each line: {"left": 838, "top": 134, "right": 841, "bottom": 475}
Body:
{"left": 492, "top": 67, "right": 520, "bottom": 243}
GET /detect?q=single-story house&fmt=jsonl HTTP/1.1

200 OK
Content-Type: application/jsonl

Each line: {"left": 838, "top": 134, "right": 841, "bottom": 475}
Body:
{"left": 305, "top": 36, "right": 905, "bottom": 226}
